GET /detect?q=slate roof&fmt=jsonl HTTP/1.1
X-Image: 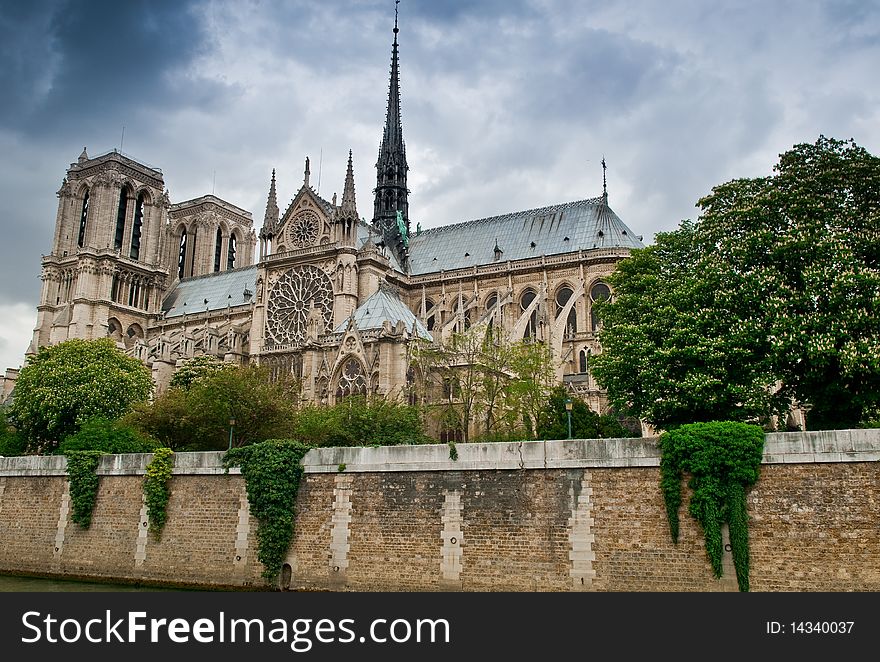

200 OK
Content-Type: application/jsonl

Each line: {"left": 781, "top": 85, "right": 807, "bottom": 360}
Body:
{"left": 407, "top": 197, "right": 643, "bottom": 275}
{"left": 334, "top": 286, "right": 432, "bottom": 340}
{"left": 162, "top": 265, "right": 258, "bottom": 318}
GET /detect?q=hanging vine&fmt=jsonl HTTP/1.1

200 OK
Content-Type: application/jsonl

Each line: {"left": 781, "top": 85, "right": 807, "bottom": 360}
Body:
{"left": 659, "top": 421, "right": 764, "bottom": 591}
{"left": 143, "top": 447, "right": 174, "bottom": 540}
{"left": 65, "top": 450, "right": 104, "bottom": 528}
{"left": 223, "top": 440, "right": 311, "bottom": 583}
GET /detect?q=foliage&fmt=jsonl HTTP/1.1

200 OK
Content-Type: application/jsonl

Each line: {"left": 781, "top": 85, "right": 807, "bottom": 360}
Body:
{"left": 593, "top": 136, "right": 880, "bottom": 430}
{"left": 143, "top": 447, "right": 174, "bottom": 539}
{"left": 127, "top": 364, "right": 300, "bottom": 450}
{"left": 291, "top": 397, "right": 430, "bottom": 447}
{"left": 9, "top": 338, "right": 153, "bottom": 453}
{"left": 0, "top": 409, "right": 27, "bottom": 456}
{"left": 57, "top": 418, "right": 159, "bottom": 454}
{"left": 591, "top": 223, "right": 786, "bottom": 430}
{"left": 448, "top": 440, "right": 458, "bottom": 461}
{"left": 535, "top": 387, "right": 639, "bottom": 439}
{"left": 169, "top": 355, "right": 229, "bottom": 390}
{"left": 65, "top": 450, "right": 104, "bottom": 528}
{"left": 659, "top": 421, "right": 764, "bottom": 591}
{"left": 413, "top": 326, "right": 558, "bottom": 442}
{"left": 223, "top": 440, "right": 311, "bottom": 583}
{"left": 696, "top": 137, "right": 880, "bottom": 429}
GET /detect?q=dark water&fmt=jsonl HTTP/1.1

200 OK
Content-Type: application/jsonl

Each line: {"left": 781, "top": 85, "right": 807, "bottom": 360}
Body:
{"left": 0, "top": 574, "right": 192, "bottom": 592}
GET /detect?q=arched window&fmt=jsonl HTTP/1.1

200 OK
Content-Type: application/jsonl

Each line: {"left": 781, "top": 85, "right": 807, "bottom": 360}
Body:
{"left": 556, "top": 285, "right": 578, "bottom": 337}
{"left": 177, "top": 230, "right": 188, "bottom": 279}
{"left": 214, "top": 227, "right": 223, "bottom": 273}
{"left": 227, "top": 233, "right": 237, "bottom": 270}
{"left": 406, "top": 365, "right": 418, "bottom": 406}
{"left": 520, "top": 289, "right": 538, "bottom": 340}
{"left": 590, "top": 282, "right": 611, "bottom": 332}
{"left": 335, "top": 357, "right": 367, "bottom": 401}
{"left": 129, "top": 192, "right": 145, "bottom": 260}
{"left": 110, "top": 274, "right": 120, "bottom": 302}
{"left": 77, "top": 191, "right": 90, "bottom": 248}
{"left": 579, "top": 349, "right": 588, "bottom": 374}
{"left": 424, "top": 298, "right": 435, "bottom": 331}
{"left": 114, "top": 188, "right": 129, "bottom": 250}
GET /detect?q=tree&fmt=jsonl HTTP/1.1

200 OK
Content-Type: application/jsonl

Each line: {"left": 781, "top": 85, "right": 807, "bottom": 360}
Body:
{"left": 593, "top": 136, "right": 880, "bottom": 430}
{"left": 696, "top": 136, "right": 880, "bottom": 429}
{"left": 168, "top": 355, "right": 229, "bottom": 390}
{"left": 128, "top": 364, "right": 300, "bottom": 450}
{"left": 591, "top": 223, "right": 785, "bottom": 430}
{"left": 413, "top": 326, "right": 557, "bottom": 441}
{"left": 535, "top": 387, "right": 639, "bottom": 440}
{"left": 8, "top": 338, "right": 153, "bottom": 453}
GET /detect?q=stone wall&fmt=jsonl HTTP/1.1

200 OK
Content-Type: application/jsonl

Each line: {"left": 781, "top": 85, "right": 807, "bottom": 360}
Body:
{"left": 0, "top": 430, "right": 877, "bottom": 591}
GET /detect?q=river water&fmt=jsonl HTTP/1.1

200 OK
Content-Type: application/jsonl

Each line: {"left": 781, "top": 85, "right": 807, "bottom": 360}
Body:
{"left": 0, "top": 574, "right": 191, "bottom": 592}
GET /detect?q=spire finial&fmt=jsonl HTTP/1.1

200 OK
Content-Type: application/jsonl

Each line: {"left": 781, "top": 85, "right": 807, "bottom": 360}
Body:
{"left": 304, "top": 156, "right": 310, "bottom": 187}
{"left": 394, "top": 0, "right": 399, "bottom": 38}
{"left": 601, "top": 156, "right": 607, "bottom": 203}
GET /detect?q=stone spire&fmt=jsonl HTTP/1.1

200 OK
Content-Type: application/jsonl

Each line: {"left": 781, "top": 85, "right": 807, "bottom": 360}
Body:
{"left": 260, "top": 169, "right": 279, "bottom": 239}
{"left": 304, "top": 156, "right": 311, "bottom": 188}
{"left": 372, "top": 0, "right": 410, "bottom": 270}
{"left": 78, "top": 147, "right": 89, "bottom": 163}
{"left": 342, "top": 150, "right": 357, "bottom": 216}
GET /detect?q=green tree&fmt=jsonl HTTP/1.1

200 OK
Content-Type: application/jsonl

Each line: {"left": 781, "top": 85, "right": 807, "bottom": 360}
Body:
{"left": 0, "top": 409, "right": 27, "bottom": 456}
{"left": 535, "top": 387, "right": 639, "bottom": 440}
{"left": 128, "top": 364, "right": 300, "bottom": 450}
{"left": 9, "top": 338, "right": 153, "bottom": 453}
{"left": 591, "top": 224, "right": 784, "bottom": 430}
{"left": 593, "top": 136, "right": 880, "bottom": 430}
{"left": 696, "top": 136, "right": 880, "bottom": 429}
{"left": 168, "top": 355, "right": 229, "bottom": 390}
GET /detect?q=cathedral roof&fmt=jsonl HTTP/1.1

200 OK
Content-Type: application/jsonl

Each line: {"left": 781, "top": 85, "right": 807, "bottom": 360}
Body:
{"left": 406, "top": 197, "right": 644, "bottom": 275}
{"left": 162, "top": 265, "right": 258, "bottom": 319}
{"left": 333, "top": 286, "right": 431, "bottom": 340}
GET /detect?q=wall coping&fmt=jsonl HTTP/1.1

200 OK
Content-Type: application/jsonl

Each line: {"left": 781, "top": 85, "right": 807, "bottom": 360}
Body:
{"left": 0, "top": 429, "right": 877, "bottom": 477}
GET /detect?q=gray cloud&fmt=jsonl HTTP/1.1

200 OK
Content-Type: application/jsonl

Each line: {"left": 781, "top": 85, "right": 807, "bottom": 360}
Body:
{"left": 1, "top": 0, "right": 878, "bottom": 371}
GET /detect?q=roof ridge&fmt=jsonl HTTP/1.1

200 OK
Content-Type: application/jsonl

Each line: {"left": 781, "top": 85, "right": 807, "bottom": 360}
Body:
{"left": 413, "top": 197, "right": 605, "bottom": 237}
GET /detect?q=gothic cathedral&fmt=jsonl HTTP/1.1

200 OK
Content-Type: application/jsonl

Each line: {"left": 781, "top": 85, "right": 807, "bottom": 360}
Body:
{"left": 26, "top": 13, "right": 644, "bottom": 436}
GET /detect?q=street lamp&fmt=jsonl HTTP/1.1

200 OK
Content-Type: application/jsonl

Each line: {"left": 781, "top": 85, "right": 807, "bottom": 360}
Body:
{"left": 565, "top": 399, "right": 573, "bottom": 439}
{"left": 228, "top": 417, "right": 236, "bottom": 450}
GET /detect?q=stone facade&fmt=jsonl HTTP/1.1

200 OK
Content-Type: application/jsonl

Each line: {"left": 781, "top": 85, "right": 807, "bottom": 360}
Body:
{"left": 0, "top": 430, "right": 877, "bottom": 591}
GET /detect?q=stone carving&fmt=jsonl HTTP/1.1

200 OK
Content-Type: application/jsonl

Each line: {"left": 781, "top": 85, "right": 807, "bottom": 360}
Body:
{"left": 265, "top": 264, "right": 333, "bottom": 345}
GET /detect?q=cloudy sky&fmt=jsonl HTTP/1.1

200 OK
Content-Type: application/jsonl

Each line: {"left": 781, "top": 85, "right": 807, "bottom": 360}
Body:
{"left": 1, "top": 0, "right": 878, "bottom": 372}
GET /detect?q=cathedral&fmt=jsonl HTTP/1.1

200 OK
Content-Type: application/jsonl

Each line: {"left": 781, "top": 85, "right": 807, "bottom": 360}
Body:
{"left": 22, "top": 13, "right": 644, "bottom": 436}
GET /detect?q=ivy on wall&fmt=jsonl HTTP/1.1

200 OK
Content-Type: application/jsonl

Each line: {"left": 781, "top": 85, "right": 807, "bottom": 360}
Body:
{"left": 659, "top": 421, "right": 764, "bottom": 591}
{"left": 223, "top": 440, "right": 311, "bottom": 583}
{"left": 143, "top": 448, "right": 174, "bottom": 539}
{"left": 65, "top": 450, "right": 104, "bottom": 528}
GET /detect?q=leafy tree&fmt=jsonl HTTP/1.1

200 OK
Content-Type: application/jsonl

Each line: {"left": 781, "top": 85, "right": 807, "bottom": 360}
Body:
{"left": 128, "top": 364, "right": 300, "bottom": 450}
{"left": 57, "top": 418, "right": 159, "bottom": 454}
{"left": 413, "top": 326, "right": 557, "bottom": 441}
{"left": 535, "top": 387, "right": 639, "bottom": 440}
{"left": 169, "top": 355, "right": 229, "bottom": 390}
{"left": 9, "top": 338, "right": 153, "bottom": 453}
{"left": 696, "top": 136, "right": 880, "bottom": 429}
{"left": 591, "top": 224, "right": 785, "bottom": 430}
{"left": 593, "top": 136, "right": 880, "bottom": 430}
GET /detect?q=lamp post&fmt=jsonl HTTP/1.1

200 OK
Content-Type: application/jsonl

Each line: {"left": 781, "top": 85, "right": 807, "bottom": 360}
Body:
{"left": 565, "top": 399, "right": 573, "bottom": 439}
{"left": 228, "top": 417, "right": 236, "bottom": 450}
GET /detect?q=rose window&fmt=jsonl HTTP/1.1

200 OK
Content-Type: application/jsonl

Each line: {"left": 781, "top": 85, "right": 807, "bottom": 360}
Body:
{"left": 287, "top": 211, "right": 320, "bottom": 248}
{"left": 265, "top": 265, "right": 333, "bottom": 345}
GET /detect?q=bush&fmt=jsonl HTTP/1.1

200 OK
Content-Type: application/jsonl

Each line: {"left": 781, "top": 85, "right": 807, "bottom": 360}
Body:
{"left": 536, "top": 387, "right": 639, "bottom": 440}
{"left": 58, "top": 418, "right": 159, "bottom": 454}
{"left": 292, "top": 397, "right": 430, "bottom": 447}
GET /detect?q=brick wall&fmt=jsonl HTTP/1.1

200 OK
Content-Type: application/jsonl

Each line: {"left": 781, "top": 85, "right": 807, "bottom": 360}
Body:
{"left": 0, "top": 431, "right": 877, "bottom": 591}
